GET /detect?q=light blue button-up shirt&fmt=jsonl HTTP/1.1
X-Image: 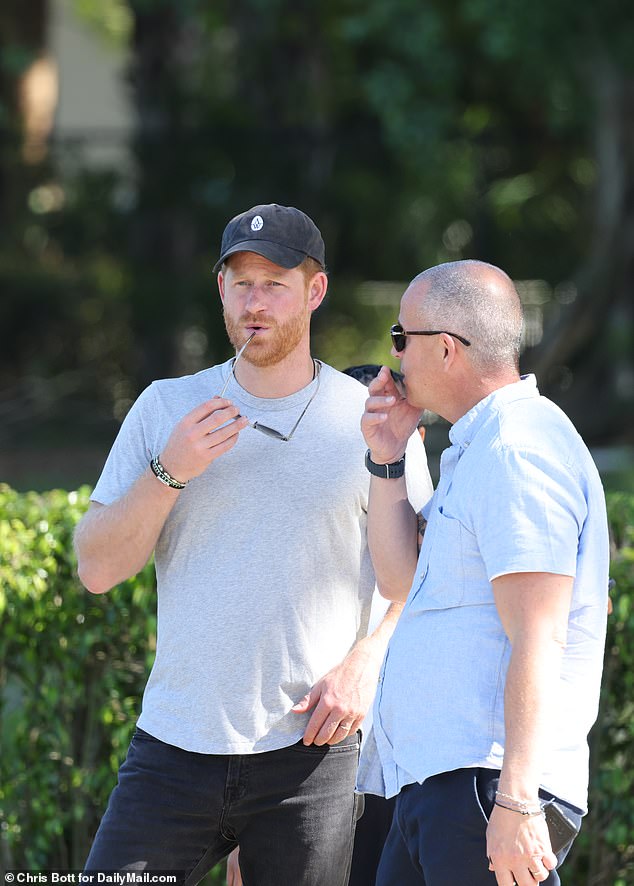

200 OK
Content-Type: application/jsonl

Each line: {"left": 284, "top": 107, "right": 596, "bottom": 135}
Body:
{"left": 357, "top": 376, "right": 609, "bottom": 812}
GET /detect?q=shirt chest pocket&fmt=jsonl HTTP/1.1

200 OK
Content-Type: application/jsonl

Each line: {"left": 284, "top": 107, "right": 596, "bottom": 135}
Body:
{"left": 410, "top": 508, "right": 492, "bottom": 611}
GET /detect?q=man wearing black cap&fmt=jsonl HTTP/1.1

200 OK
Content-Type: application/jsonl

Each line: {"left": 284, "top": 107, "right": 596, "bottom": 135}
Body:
{"left": 75, "top": 204, "right": 432, "bottom": 885}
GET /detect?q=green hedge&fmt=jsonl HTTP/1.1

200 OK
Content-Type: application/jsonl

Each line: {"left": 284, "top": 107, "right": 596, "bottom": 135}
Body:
{"left": 568, "top": 491, "right": 634, "bottom": 885}
{"left": 0, "top": 485, "right": 156, "bottom": 871}
{"left": 0, "top": 484, "right": 632, "bottom": 882}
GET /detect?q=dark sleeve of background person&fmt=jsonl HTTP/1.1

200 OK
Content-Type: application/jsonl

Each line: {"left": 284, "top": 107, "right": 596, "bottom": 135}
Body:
{"left": 348, "top": 794, "right": 397, "bottom": 886}
{"left": 342, "top": 364, "right": 404, "bottom": 394}
{"left": 342, "top": 364, "right": 425, "bottom": 440}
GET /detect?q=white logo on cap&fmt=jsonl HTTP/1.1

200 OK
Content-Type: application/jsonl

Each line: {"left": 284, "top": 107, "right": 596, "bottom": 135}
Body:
{"left": 250, "top": 215, "right": 264, "bottom": 231}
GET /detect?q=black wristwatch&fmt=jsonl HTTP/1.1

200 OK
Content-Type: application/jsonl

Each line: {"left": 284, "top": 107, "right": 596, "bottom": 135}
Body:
{"left": 365, "top": 449, "right": 406, "bottom": 479}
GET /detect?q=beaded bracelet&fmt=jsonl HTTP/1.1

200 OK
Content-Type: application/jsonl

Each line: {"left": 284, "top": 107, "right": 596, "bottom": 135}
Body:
{"left": 150, "top": 456, "right": 188, "bottom": 490}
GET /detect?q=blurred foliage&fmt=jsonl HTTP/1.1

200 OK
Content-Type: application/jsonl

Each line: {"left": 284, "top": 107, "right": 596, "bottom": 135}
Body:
{"left": 0, "top": 484, "right": 155, "bottom": 870}
{"left": 71, "top": 0, "right": 133, "bottom": 47}
{"left": 0, "top": 482, "right": 225, "bottom": 881}
{"left": 0, "top": 0, "right": 633, "bottom": 462}
{"left": 564, "top": 492, "right": 634, "bottom": 884}
{"left": 0, "top": 484, "right": 632, "bottom": 883}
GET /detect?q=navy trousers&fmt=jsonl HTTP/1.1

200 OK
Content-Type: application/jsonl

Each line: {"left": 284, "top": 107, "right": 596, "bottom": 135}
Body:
{"left": 376, "top": 768, "right": 582, "bottom": 886}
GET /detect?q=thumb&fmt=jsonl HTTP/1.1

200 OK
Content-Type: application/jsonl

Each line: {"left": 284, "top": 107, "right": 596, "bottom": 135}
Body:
{"left": 291, "top": 686, "right": 319, "bottom": 713}
{"left": 544, "top": 849, "right": 558, "bottom": 871}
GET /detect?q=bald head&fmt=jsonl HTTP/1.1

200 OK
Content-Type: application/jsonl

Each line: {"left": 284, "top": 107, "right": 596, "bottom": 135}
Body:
{"left": 408, "top": 260, "right": 523, "bottom": 372}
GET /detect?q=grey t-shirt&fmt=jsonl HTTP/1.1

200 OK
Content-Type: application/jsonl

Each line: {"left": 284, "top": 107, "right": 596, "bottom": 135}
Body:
{"left": 92, "top": 360, "right": 431, "bottom": 754}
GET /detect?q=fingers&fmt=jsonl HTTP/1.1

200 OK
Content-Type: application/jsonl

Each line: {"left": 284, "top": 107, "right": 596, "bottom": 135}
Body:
{"left": 201, "top": 412, "right": 249, "bottom": 449}
{"left": 487, "top": 806, "right": 557, "bottom": 886}
{"left": 301, "top": 696, "right": 360, "bottom": 746}
{"left": 300, "top": 701, "right": 326, "bottom": 745}
{"left": 527, "top": 858, "right": 551, "bottom": 882}
{"left": 361, "top": 364, "right": 419, "bottom": 455}
{"left": 298, "top": 688, "right": 331, "bottom": 745}
{"left": 305, "top": 710, "right": 355, "bottom": 746}
{"left": 323, "top": 718, "right": 355, "bottom": 745}
{"left": 162, "top": 400, "right": 248, "bottom": 481}
{"left": 291, "top": 689, "right": 317, "bottom": 714}
{"left": 367, "top": 365, "right": 399, "bottom": 398}
{"left": 171, "top": 399, "right": 247, "bottom": 451}
{"left": 181, "top": 398, "right": 253, "bottom": 446}
{"left": 360, "top": 394, "right": 396, "bottom": 444}
{"left": 488, "top": 860, "right": 532, "bottom": 885}
{"left": 527, "top": 848, "right": 557, "bottom": 881}
{"left": 226, "top": 846, "right": 242, "bottom": 886}
{"left": 198, "top": 422, "right": 246, "bottom": 465}
{"left": 326, "top": 714, "right": 362, "bottom": 745}
{"left": 186, "top": 397, "right": 238, "bottom": 424}
{"left": 363, "top": 393, "right": 396, "bottom": 418}
{"left": 194, "top": 400, "right": 246, "bottom": 435}
{"left": 363, "top": 369, "right": 398, "bottom": 423}
{"left": 487, "top": 855, "right": 553, "bottom": 886}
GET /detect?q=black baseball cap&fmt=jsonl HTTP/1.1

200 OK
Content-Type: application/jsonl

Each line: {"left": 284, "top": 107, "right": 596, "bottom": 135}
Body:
{"left": 213, "top": 203, "right": 326, "bottom": 273}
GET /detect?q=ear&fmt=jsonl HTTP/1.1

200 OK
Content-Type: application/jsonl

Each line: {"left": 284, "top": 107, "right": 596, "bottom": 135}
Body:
{"left": 439, "top": 333, "right": 458, "bottom": 369}
{"left": 307, "top": 271, "right": 328, "bottom": 313}
{"left": 217, "top": 270, "right": 226, "bottom": 305}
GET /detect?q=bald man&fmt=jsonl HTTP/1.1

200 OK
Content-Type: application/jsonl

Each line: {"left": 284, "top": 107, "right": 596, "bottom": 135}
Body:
{"left": 356, "top": 261, "right": 609, "bottom": 886}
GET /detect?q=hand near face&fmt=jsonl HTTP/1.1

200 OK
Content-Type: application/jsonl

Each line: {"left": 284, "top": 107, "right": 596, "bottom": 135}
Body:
{"left": 159, "top": 398, "right": 249, "bottom": 484}
{"left": 361, "top": 365, "right": 422, "bottom": 464}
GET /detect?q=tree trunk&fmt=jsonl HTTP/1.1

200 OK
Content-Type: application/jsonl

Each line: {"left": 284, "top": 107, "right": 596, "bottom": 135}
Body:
{"left": 127, "top": 1, "right": 199, "bottom": 384}
{"left": 0, "top": 0, "right": 49, "bottom": 229}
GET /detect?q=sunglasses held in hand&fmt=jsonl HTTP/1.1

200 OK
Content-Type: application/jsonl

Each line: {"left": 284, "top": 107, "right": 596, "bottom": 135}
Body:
{"left": 219, "top": 333, "right": 321, "bottom": 442}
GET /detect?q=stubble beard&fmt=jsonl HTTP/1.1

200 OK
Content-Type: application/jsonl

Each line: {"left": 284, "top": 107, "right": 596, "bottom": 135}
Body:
{"left": 223, "top": 306, "right": 311, "bottom": 368}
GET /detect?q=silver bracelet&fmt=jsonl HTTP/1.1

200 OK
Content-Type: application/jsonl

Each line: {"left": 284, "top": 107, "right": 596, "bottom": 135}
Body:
{"left": 150, "top": 456, "right": 188, "bottom": 490}
{"left": 494, "top": 800, "right": 544, "bottom": 817}
{"left": 495, "top": 790, "right": 542, "bottom": 816}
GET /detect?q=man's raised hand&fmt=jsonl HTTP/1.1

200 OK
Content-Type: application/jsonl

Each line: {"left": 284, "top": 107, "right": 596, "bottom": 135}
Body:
{"left": 160, "top": 398, "right": 249, "bottom": 484}
{"left": 361, "top": 366, "right": 421, "bottom": 465}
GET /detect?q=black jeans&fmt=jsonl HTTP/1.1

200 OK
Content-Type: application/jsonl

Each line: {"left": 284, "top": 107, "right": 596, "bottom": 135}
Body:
{"left": 376, "top": 768, "right": 583, "bottom": 886}
{"left": 85, "top": 727, "right": 360, "bottom": 886}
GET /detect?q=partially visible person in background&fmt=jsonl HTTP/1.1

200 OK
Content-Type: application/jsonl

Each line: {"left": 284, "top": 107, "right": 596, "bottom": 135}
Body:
{"left": 226, "top": 364, "right": 433, "bottom": 886}
{"left": 344, "top": 364, "right": 426, "bottom": 886}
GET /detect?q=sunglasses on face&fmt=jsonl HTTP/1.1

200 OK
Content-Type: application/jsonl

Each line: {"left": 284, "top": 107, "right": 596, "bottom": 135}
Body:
{"left": 390, "top": 324, "right": 471, "bottom": 353}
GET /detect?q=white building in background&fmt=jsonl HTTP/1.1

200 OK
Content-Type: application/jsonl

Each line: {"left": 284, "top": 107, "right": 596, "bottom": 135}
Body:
{"left": 50, "top": 0, "right": 132, "bottom": 169}
{"left": 20, "top": 0, "right": 132, "bottom": 171}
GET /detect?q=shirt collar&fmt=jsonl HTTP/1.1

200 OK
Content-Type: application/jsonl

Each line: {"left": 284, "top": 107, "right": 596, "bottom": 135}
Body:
{"left": 449, "top": 374, "right": 539, "bottom": 449}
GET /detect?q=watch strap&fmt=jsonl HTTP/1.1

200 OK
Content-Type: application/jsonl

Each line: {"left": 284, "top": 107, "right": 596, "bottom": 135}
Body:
{"left": 365, "top": 449, "right": 406, "bottom": 479}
